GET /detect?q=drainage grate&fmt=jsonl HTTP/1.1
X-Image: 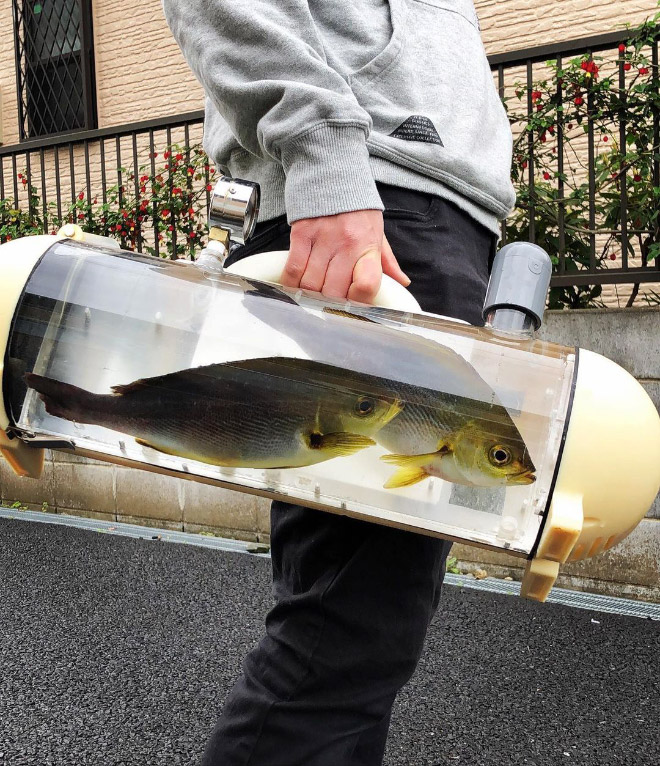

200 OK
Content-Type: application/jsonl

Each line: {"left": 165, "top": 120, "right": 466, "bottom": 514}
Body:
{"left": 444, "top": 573, "right": 660, "bottom": 620}
{"left": 2, "top": 508, "right": 658, "bottom": 619}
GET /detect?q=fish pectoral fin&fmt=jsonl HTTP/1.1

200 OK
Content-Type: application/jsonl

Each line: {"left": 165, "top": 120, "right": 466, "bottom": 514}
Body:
{"left": 308, "top": 432, "right": 375, "bottom": 459}
{"left": 381, "top": 451, "right": 448, "bottom": 489}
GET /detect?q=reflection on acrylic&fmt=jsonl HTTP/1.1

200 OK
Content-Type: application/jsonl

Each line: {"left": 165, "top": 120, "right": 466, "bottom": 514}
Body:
{"left": 6, "top": 241, "right": 575, "bottom": 554}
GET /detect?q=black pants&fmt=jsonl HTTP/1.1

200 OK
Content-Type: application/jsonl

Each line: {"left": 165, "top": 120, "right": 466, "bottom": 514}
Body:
{"left": 202, "top": 185, "right": 496, "bottom": 766}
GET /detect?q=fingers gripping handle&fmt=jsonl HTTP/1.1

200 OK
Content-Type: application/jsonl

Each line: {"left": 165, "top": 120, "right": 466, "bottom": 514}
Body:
{"left": 225, "top": 250, "right": 422, "bottom": 312}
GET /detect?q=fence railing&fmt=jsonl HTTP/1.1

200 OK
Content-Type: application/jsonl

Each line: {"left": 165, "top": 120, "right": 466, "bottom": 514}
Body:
{"left": 490, "top": 28, "right": 660, "bottom": 292}
{"left": 0, "top": 111, "right": 205, "bottom": 258}
{"left": 1, "top": 29, "right": 659, "bottom": 293}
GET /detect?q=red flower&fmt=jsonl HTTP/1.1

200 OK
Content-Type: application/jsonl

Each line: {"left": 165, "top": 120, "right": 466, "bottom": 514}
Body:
{"left": 603, "top": 135, "right": 608, "bottom": 142}
{"left": 150, "top": 152, "right": 158, "bottom": 159}
{"left": 574, "top": 96, "right": 584, "bottom": 105}
{"left": 633, "top": 174, "right": 642, "bottom": 182}
{"left": 580, "top": 60, "right": 599, "bottom": 78}
{"left": 77, "top": 213, "right": 85, "bottom": 220}
{"left": 521, "top": 161, "right": 528, "bottom": 170}
{"left": 167, "top": 225, "right": 174, "bottom": 232}
{"left": 164, "top": 150, "right": 171, "bottom": 159}
{"left": 206, "top": 184, "right": 213, "bottom": 191}
{"left": 162, "top": 209, "right": 170, "bottom": 217}
{"left": 624, "top": 63, "right": 632, "bottom": 71}
{"left": 188, "top": 207, "right": 195, "bottom": 216}
{"left": 610, "top": 253, "right": 617, "bottom": 260}
{"left": 172, "top": 187, "right": 182, "bottom": 195}
{"left": 17, "top": 173, "right": 23, "bottom": 179}
{"left": 175, "top": 153, "right": 183, "bottom": 161}
{"left": 639, "top": 67, "right": 650, "bottom": 75}
{"left": 618, "top": 44, "right": 626, "bottom": 53}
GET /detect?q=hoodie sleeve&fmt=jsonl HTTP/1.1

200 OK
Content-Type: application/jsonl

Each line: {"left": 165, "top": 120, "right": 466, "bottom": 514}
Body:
{"left": 162, "top": 0, "right": 384, "bottom": 222}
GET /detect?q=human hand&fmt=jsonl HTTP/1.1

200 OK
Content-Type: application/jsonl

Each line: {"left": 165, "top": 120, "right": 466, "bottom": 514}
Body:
{"left": 282, "top": 210, "right": 410, "bottom": 303}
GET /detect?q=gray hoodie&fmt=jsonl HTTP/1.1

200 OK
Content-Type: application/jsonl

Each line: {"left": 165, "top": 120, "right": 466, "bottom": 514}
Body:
{"left": 162, "top": 0, "right": 515, "bottom": 235}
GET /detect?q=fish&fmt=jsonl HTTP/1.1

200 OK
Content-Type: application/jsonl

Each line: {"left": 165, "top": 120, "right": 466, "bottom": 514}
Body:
{"left": 24, "top": 357, "right": 402, "bottom": 470}
{"left": 377, "top": 392, "right": 536, "bottom": 489}
{"left": 239, "top": 287, "right": 536, "bottom": 488}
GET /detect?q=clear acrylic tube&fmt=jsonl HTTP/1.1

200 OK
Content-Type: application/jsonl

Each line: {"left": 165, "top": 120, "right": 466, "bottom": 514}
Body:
{"left": 5, "top": 240, "right": 576, "bottom": 556}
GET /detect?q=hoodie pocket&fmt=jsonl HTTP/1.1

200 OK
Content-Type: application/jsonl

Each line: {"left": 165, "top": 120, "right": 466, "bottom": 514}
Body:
{"left": 348, "top": 0, "right": 515, "bottom": 219}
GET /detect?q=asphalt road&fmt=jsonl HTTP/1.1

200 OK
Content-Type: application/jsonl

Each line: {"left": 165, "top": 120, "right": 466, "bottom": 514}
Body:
{"left": 0, "top": 517, "right": 658, "bottom": 766}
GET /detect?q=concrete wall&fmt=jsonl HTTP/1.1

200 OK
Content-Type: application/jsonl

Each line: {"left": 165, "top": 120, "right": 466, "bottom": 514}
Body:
{"left": 453, "top": 306, "right": 660, "bottom": 601}
{"left": 1, "top": 307, "right": 658, "bottom": 600}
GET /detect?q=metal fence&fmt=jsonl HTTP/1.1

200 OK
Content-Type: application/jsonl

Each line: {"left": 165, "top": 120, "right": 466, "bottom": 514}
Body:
{"left": 491, "top": 29, "right": 660, "bottom": 289}
{"left": 1, "top": 29, "right": 660, "bottom": 290}
{"left": 0, "top": 110, "right": 206, "bottom": 258}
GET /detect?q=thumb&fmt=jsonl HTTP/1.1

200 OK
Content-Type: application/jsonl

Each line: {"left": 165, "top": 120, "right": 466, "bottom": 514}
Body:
{"left": 381, "top": 235, "right": 411, "bottom": 286}
{"left": 348, "top": 250, "right": 382, "bottom": 304}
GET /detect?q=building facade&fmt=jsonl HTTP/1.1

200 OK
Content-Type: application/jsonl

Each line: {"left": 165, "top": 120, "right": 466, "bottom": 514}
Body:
{"left": 0, "top": 0, "right": 654, "bottom": 147}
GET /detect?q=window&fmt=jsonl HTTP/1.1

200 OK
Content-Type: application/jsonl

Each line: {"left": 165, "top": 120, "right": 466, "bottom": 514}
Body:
{"left": 12, "top": 0, "right": 97, "bottom": 140}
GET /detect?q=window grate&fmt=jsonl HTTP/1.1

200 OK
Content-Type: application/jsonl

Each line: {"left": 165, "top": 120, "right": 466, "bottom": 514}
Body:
{"left": 12, "top": 0, "right": 97, "bottom": 140}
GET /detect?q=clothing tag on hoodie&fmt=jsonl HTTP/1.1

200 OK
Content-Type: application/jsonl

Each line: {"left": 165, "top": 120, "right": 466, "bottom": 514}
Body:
{"left": 389, "top": 116, "right": 444, "bottom": 146}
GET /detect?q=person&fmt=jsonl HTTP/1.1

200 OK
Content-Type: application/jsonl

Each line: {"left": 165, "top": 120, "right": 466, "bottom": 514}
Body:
{"left": 163, "top": 2, "right": 515, "bottom": 764}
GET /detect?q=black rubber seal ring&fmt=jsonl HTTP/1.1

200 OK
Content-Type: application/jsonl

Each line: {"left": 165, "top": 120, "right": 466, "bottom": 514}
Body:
{"left": 528, "top": 345, "right": 580, "bottom": 560}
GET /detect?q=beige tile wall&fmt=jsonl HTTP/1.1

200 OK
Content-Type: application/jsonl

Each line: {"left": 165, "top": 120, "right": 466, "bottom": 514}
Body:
{"left": 476, "top": 0, "right": 655, "bottom": 53}
{"left": 92, "top": 0, "right": 203, "bottom": 128}
{"left": 0, "top": 0, "right": 20, "bottom": 146}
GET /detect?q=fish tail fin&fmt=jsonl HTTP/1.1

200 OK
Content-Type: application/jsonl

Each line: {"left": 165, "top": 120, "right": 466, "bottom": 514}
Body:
{"left": 310, "top": 432, "right": 375, "bottom": 459}
{"left": 23, "top": 373, "right": 103, "bottom": 424}
{"left": 381, "top": 453, "right": 433, "bottom": 489}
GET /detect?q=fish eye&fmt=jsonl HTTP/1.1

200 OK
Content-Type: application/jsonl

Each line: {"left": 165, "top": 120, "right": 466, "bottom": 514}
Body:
{"left": 355, "top": 397, "right": 376, "bottom": 417}
{"left": 489, "top": 445, "right": 512, "bottom": 466}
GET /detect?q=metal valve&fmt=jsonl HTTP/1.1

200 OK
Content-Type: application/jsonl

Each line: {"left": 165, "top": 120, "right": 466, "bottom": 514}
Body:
{"left": 196, "top": 176, "right": 261, "bottom": 273}
{"left": 208, "top": 176, "right": 260, "bottom": 246}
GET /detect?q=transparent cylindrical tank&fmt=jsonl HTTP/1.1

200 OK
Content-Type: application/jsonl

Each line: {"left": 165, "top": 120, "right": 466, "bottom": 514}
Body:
{"left": 4, "top": 238, "right": 577, "bottom": 557}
